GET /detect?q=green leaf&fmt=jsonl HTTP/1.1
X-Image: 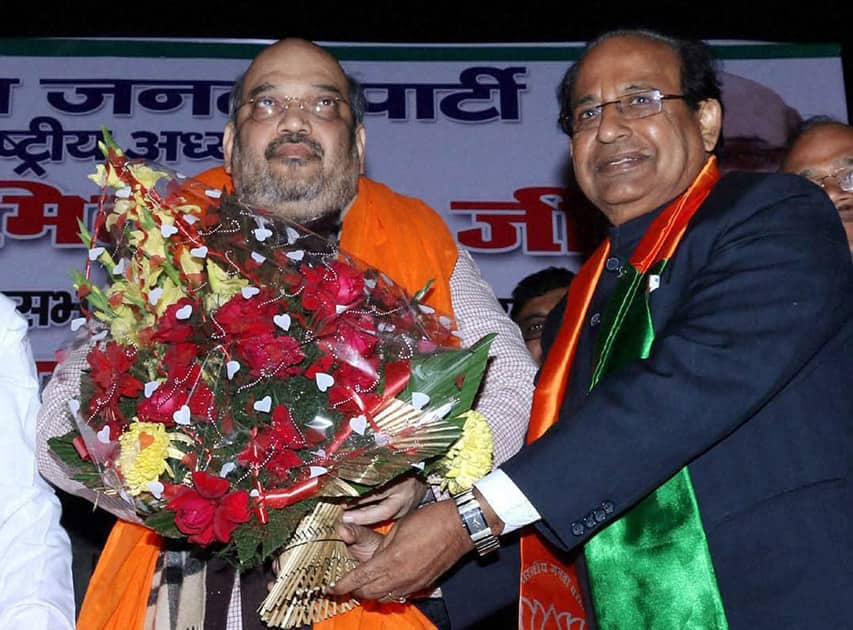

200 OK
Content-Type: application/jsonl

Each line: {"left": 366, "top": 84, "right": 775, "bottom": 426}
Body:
{"left": 143, "top": 508, "right": 183, "bottom": 539}
{"left": 402, "top": 332, "right": 496, "bottom": 419}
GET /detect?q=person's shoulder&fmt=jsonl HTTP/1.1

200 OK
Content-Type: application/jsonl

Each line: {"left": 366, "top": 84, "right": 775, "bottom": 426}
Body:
{"left": 360, "top": 177, "right": 448, "bottom": 228}
{"left": 0, "top": 293, "right": 26, "bottom": 342}
{"left": 715, "top": 170, "right": 827, "bottom": 207}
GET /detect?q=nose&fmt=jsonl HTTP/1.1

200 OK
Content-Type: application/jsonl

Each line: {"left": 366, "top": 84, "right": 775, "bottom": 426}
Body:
{"left": 595, "top": 102, "right": 631, "bottom": 143}
{"left": 275, "top": 101, "right": 311, "bottom": 134}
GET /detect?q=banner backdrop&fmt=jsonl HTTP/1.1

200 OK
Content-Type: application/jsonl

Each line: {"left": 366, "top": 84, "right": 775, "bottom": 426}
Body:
{"left": 0, "top": 38, "right": 847, "bottom": 382}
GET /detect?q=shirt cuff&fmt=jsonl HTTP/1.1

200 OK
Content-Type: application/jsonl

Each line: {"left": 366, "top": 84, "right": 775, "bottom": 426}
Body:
{"left": 473, "top": 469, "right": 541, "bottom": 534}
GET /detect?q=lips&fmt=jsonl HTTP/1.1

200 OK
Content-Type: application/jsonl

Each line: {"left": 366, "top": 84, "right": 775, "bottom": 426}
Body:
{"left": 265, "top": 135, "right": 322, "bottom": 162}
{"left": 595, "top": 151, "right": 648, "bottom": 174}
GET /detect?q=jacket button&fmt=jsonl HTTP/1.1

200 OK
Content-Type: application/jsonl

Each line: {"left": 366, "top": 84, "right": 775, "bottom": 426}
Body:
{"left": 601, "top": 501, "right": 615, "bottom": 514}
{"left": 605, "top": 256, "right": 621, "bottom": 272}
{"left": 571, "top": 521, "right": 585, "bottom": 536}
{"left": 583, "top": 514, "right": 597, "bottom": 529}
{"left": 590, "top": 312, "right": 601, "bottom": 327}
{"left": 593, "top": 508, "right": 606, "bottom": 523}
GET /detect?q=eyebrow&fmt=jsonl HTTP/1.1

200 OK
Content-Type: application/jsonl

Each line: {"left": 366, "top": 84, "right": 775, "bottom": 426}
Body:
{"left": 573, "top": 83, "right": 657, "bottom": 107}
{"left": 245, "top": 82, "right": 345, "bottom": 101}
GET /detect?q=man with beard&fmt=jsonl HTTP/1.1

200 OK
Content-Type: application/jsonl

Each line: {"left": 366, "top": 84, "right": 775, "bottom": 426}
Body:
{"left": 781, "top": 116, "right": 853, "bottom": 256}
{"left": 36, "top": 38, "right": 535, "bottom": 630}
{"left": 329, "top": 30, "right": 853, "bottom": 630}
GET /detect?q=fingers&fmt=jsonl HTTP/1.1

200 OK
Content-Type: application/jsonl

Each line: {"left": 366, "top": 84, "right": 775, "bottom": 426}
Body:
{"left": 342, "top": 500, "right": 398, "bottom": 525}
{"left": 337, "top": 522, "right": 385, "bottom": 563}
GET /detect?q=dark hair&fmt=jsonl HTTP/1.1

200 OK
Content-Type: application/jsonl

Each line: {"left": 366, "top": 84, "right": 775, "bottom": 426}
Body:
{"left": 509, "top": 266, "right": 575, "bottom": 321}
{"left": 557, "top": 29, "right": 722, "bottom": 138}
{"left": 228, "top": 68, "right": 367, "bottom": 127}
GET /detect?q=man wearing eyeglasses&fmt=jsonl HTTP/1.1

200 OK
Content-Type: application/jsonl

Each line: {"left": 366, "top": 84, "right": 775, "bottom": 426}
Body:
{"left": 781, "top": 117, "right": 853, "bottom": 255}
{"left": 38, "top": 38, "right": 535, "bottom": 630}
{"left": 331, "top": 29, "right": 853, "bottom": 630}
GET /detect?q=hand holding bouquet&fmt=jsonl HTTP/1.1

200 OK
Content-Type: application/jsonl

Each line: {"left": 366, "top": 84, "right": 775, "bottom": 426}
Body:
{"left": 48, "top": 132, "right": 494, "bottom": 627}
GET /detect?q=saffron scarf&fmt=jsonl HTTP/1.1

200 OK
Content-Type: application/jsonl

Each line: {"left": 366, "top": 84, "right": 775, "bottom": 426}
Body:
{"left": 79, "top": 167, "right": 458, "bottom": 629}
{"left": 519, "top": 157, "right": 728, "bottom": 629}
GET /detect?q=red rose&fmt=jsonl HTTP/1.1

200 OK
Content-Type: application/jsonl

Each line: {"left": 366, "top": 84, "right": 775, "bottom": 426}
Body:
{"left": 300, "top": 261, "right": 365, "bottom": 320}
{"left": 236, "top": 332, "right": 304, "bottom": 377}
{"left": 319, "top": 316, "right": 378, "bottom": 361}
{"left": 136, "top": 377, "right": 215, "bottom": 425}
{"left": 151, "top": 298, "right": 197, "bottom": 343}
{"left": 214, "top": 291, "right": 277, "bottom": 339}
{"left": 167, "top": 471, "right": 251, "bottom": 545}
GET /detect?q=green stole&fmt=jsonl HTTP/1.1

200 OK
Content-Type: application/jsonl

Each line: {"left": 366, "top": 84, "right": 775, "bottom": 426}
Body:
{"left": 584, "top": 157, "right": 729, "bottom": 629}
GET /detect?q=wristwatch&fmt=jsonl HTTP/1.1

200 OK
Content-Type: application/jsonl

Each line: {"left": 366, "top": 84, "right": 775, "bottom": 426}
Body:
{"left": 452, "top": 488, "right": 500, "bottom": 556}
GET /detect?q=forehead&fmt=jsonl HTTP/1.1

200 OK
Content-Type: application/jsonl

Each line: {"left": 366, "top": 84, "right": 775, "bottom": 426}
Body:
{"left": 785, "top": 126, "right": 853, "bottom": 173}
{"left": 573, "top": 36, "right": 682, "bottom": 101}
{"left": 243, "top": 41, "right": 348, "bottom": 94}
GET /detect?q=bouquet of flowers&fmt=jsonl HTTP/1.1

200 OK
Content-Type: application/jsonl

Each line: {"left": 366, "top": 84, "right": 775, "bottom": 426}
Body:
{"left": 47, "top": 132, "right": 494, "bottom": 628}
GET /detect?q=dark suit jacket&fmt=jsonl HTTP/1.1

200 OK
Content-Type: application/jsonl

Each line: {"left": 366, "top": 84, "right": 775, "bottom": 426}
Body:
{"left": 442, "top": 171, "right": 853, "bottom": 629}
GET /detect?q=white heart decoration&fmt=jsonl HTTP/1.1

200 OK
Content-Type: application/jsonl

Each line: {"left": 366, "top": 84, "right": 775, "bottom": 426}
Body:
{"left": 309, "top": 466, "right": 328, "bottom": 478}
{"left": 253, "top": 396, "right": 272, "bottom": 413}
{"left": 311, "top": 449, "right": 327, "bottom": 459}
{"left": 144, "top": 381, "right": 160, "bottom": 398}
{"left": 315, "top": 372, "right": 334, "bottom": 392}
{"left": 148, "top": 287, "right": 163, "bottom": 306}
{"left": 97, "top": 425, "right": 111, "bottom": 443}
{"left": 286, "top": 227, "right": 301, "bottom": 244}
{"left": 205, "top": 188, "right": 222, "bottom": 199}
{"left": 273, "top": 313, "right": 291, "bottom": 331}
{"left": 173, "top": 405, "right": 191, "bottom": 425}
{"left": 286, "top": 250, "right": 305, "bottom": 261}
{"left": 112, "top": 258, "right": 127, "bottom": 275}
{"left": 160, "top": 224, "right": 178, "bottom": 238}
{"left": 226, "top": 360, "right": 240, "bottom": 380}
{"left": 373, "top": 432, "right": 390, "bottom": 447}
{"left": 418, "top": 304, "right": 435, "bottom": 314}
{"left": 411, "top": 391, "right": 430, "bottom": 410}
{"left": 68, "top": 399, "right": 80, "bottom": 416}
{"left": 88, "top": 247, "right": 105, "bottom": 261}
{"left": 349, "top": 415, "right": 368, "bottom": 435}
{"left": 439, "top": 316, "right": 453, "bottom": 328}
{"left": 307, "top": 417, "right": 333, "bottom": 432}
{"left": 176, "top": 172, "right": 186, "bottom": 179}
{"left": 250, "top": 489, "right": 260, "bottom": 498}
{"left": 253, "top": 227, "right": 273, "bottom": 242}
{"left": 70, "top": 317, "right": 86, "bottom": 331}
{"left": 115, "top": 186, "right": 132, "bottom": 198}
{"left": 175, "top": 304, "right": 193, "bottom": 320}
{"left": 251, "top": 252, "right": 266, "bottom": 264}
{"left": 364, "top": 278, "right": 377, "bottom": 289}
{"left": 219, "top": 462, "right": 237, "bottom": 477}
{"left": 92, "top": 330, "right": 108, "bottom": 341}
{"left": 432, "top": 401, "right": 454, "bottom": 419}
{"left": 182, "top": 213, "right": 199, "bottom": 225}
{"left": 146, "top": 481, "right": 165, "bottom": 499}
{"left": 411, "top": 462, "right": 426, "bottom": 471}
{"left": 241, "top": 286, "right": 260, "bottom": 299}
{"left": 189, "top": 245, "right": 208, "bottom": 258}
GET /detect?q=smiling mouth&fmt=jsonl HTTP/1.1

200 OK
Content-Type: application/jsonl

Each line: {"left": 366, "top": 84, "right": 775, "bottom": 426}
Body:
{"left": 596, "top": 153, "right": 647, "bottom": 174}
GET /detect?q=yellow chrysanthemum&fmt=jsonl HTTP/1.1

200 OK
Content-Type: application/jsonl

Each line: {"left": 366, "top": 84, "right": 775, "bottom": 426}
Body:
{"left": 88, "top": 162, "right": 124, "bottom": 188}
{"left": 96, "top": 303, "right": 150, "bottom": 345}
{"left": 437, "top": 410, "right": 493, "bottom": 494}
{"left": 117, "top": 421, "right": 189, "bottom": 496}
{"left": 127, "top": 163, "right": 170, "bottom": 191}
{"left": 178, "top": 246, "right": 205, "bottom": 277}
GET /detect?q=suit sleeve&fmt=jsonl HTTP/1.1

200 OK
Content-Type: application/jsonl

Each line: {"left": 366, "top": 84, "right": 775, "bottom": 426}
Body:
{"left": 501, "top": 177, "right": 853, "bottom": 549}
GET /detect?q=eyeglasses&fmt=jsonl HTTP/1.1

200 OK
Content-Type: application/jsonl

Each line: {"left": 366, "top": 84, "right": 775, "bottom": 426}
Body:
{"left": 808, "top": 166, "right": 853, "bottom": 193}
{"left": 563, "top": 89, "right": 685, "bottom": 136}
{"left": 518, "top": 316, "right": 547, "bottom": 342}
{"left": 241, "top": 94, "right": 349, "bottom": 123}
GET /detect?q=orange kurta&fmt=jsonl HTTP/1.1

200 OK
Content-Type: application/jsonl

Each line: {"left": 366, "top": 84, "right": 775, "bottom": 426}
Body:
{"left": 78, "top": 166, "right": 458, "bottom": 629}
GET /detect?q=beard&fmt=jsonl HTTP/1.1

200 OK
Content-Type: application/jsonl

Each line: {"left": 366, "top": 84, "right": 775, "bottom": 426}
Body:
{"left": 230, "top": 129, "right": 360, "bottom": 223}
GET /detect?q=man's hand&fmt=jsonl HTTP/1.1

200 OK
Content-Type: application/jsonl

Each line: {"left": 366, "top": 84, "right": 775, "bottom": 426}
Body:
{"left": 337, "top": 522, "right": 385, "bottom": 563}
{"left": 330, "top": 498, "right": 473, "bottom": 602}
{"left": 342, "top": 475, "right": 429, "bottom": 525}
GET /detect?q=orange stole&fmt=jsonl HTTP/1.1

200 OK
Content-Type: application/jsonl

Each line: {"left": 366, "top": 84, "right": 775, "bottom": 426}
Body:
{"left": 80, "top": 166, "right": 458, "bottom": 629}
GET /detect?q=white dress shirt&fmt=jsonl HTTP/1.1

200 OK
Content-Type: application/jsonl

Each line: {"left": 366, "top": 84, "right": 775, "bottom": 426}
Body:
{"left": 0, "top": 294, "right": 75, "bottom": 629}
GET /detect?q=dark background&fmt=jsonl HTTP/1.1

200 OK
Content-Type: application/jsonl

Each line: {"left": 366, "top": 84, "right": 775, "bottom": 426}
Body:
{"left": 5, "top": 0, "right": 852, "bottom": 121}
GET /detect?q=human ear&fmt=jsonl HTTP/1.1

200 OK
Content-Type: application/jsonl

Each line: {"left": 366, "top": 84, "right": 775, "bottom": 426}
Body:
{"left": 223, "top": 121, "right": 236, "bottom": 174}
{"left": 697, "top": 99, "right": 722, "bottom": 152}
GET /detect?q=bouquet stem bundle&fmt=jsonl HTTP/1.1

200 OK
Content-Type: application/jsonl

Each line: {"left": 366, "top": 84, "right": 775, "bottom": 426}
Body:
{"left": 260, "top": 502, "right": 357, "bottom": 628}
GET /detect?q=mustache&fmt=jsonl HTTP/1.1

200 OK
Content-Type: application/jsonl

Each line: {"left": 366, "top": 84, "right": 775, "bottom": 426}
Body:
{"left": 265, "top": 133, "right": 323, "bottom": 160}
